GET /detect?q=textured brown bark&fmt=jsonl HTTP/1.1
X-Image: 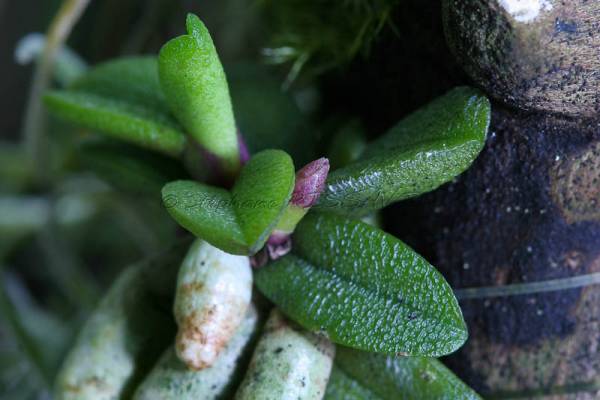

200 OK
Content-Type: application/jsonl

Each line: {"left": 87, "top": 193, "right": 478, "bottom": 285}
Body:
{"left": 386, "top": 108, "right": 600, "bottom": 398}
{"left": 443, "top": 0, "right": 600, "bottom": 117}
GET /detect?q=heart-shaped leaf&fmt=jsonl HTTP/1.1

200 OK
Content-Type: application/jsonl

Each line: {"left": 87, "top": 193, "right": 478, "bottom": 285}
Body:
{"left": 316, "top": 87, "right": 490, "bottom": 215}
{"left": 79, "top": 140, "right": 187, "bottom": 195}
{"left": 162, "top": 180, "right": 247, "bottom": 255}
{"left": 232, "top": 149, "right": 295, "bottom": 253}
{"left": 325, "top": 347, "right": 481, "bottom": 400}
{"left": 162, "top": 150, "right": 295, "bottom": 255}
{"left": 158, "top": 14, "right": 239, "bottom": 174}
{"left": 255, "top": 212, "right": 467, "bottom": 356}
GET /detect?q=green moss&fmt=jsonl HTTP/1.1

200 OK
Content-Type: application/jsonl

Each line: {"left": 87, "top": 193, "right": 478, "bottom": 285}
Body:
{"left": 261, "top": 0, "right": 399, "bottom": 83}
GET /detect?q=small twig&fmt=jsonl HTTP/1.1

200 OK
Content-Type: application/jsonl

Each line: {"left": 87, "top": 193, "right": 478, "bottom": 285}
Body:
{"left": 21, "top": 0, "right": 90, "bottom": 185}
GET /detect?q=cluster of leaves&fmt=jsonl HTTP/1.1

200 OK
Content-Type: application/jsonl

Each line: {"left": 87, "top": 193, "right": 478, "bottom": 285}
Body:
{"left": 40, "top": 12, "right": 490, "bottom": 399}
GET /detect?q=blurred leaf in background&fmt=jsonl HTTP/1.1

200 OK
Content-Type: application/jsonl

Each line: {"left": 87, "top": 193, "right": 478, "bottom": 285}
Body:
{"left": 0, "top": 2, "right": 272, "bottom": 398}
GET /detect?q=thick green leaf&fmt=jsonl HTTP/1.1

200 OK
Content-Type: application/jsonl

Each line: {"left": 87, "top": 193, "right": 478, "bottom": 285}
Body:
{"left": 162, "top": 150, "right": 295, "bottom": 255}
{"left": 255, "top": 213, "right": 467, "bottom": 356}
{"left": 158, "top": 14, "right": 239, "bottom": 174}
{"left": 161, "top": 180, "right": 247, "bottom": 254}
{"left": 232, "top": 149, "right": 295, "bottom": 253}
{"left": 316, "top": 87, "right": 490, "bottom": 215}
{"left": 44, "top": 90, "right": 186, "bottom": 156}
{"left": 70, "top": 56, "right": 168, "bottom": 112}
{"left": 44, "top": 56, "right": 187, "bottom": 156}
{"left": 79, "top": 141, "right": 187, "bottom": 195}
{"left": 325, "top": 366, "right": 380, "bottom": 400}
{"left": 331, "top": 346, "right": 482, "bottom": 400}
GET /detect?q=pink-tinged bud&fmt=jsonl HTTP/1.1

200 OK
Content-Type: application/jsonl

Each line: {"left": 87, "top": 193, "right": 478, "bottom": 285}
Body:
{"left": 266, "top": 237, "right": 292, "bottom": 260}
{"left": 291, "top": 157, "right": 330, "bottom": 208}
{"left": 238, "top": 131, "right": 250, "bottom": 165}
{"left": 258, "top": 158, "right": 330, "bottom": 264}
{"left": 265, "top": 230, "right": 292, "bottom": 260}
{"left": 267, "top": 230, "right": 289, "bottom": 246}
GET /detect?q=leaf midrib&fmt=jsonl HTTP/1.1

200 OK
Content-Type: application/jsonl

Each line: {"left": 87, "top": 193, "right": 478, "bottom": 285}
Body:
{"left": 294, "top": 255, "right": 466, "bottom": 342}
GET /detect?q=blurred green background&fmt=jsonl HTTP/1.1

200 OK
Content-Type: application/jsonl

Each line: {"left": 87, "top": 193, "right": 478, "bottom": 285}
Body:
{"left": 0, "top": 1, "right": 466, "bottom": 397}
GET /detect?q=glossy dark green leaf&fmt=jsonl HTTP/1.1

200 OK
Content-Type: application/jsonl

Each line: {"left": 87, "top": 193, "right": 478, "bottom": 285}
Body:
{"left": 329, "top": 346, "right": 482, "bottom": 400}
{"left": 44, "top": 90, "right": 186, "bottom": 156}
{"left": 255, "top": 212, "right": 467, "bottom": 356}
{"left": 161, "top": 180, "right": 247, "bottom": 255}
{"left": 70, "top": 56, "right": 168, "bottom": 112}
{"left": 79, "top": 141, "right": 187, "bottom": 195}
{"left": 232, "top": 149, "right": 295, "bottom": 254}
{"left": 158, "top": 14, "right": 239, "bottom": 174}
{"left": 316, "top": 87, "right": 490, "bottom": 215}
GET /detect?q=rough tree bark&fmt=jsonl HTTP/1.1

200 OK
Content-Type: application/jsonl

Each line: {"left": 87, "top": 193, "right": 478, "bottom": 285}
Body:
{"left": 390, "top": 108, "right": 600, "bottom": 399}
{"left": 386, "top": 1, "right": 600, "bottom": 398}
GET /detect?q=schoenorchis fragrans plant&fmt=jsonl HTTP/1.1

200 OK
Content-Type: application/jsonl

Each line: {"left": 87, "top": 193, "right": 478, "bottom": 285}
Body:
{"left": 44, "top": 14, "right": 490, "bottom": 400}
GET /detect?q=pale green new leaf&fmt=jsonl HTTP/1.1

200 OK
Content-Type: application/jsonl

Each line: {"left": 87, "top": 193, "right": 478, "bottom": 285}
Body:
{"left": 232, "top": 149, "right": 295, "bottom": 254}
{"left": 161, "top": 180, "right": 247, "bottom": 255}
{"left": 161, "top": 150, "right": 294, "bottom": 255}
{"left": 158, "top": 14, "right": 239, "bottom": 174}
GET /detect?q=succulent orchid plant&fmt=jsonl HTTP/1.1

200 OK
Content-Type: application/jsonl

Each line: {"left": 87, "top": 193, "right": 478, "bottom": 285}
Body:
{"left": 43, "top": 13, "right": 490, "bottom": 400}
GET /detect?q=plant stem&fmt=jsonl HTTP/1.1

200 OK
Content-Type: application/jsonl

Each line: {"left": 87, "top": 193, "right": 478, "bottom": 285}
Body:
{"left": 21, "top": 0, "right": 90, "bottom": 185}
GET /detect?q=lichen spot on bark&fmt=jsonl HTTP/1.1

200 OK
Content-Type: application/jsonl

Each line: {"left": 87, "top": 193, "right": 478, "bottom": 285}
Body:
{"left": 551, "top": 141, "right": 600, "bottom": 224}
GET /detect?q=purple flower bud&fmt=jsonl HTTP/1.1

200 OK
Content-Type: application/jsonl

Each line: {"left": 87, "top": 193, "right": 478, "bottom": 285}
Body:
{"left": 267, "top": 230, "right": 290, "bottom": 246}
{"left": 291, "top": 157, "right": 330, "bottom": 208}
{"left": 266, "top": 237, "right": 292, "bottom": 260}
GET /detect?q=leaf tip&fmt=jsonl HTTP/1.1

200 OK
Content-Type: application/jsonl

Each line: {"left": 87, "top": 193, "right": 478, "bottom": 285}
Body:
{"left": 185, "top": 13, "right": 207, "bottom": 40}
